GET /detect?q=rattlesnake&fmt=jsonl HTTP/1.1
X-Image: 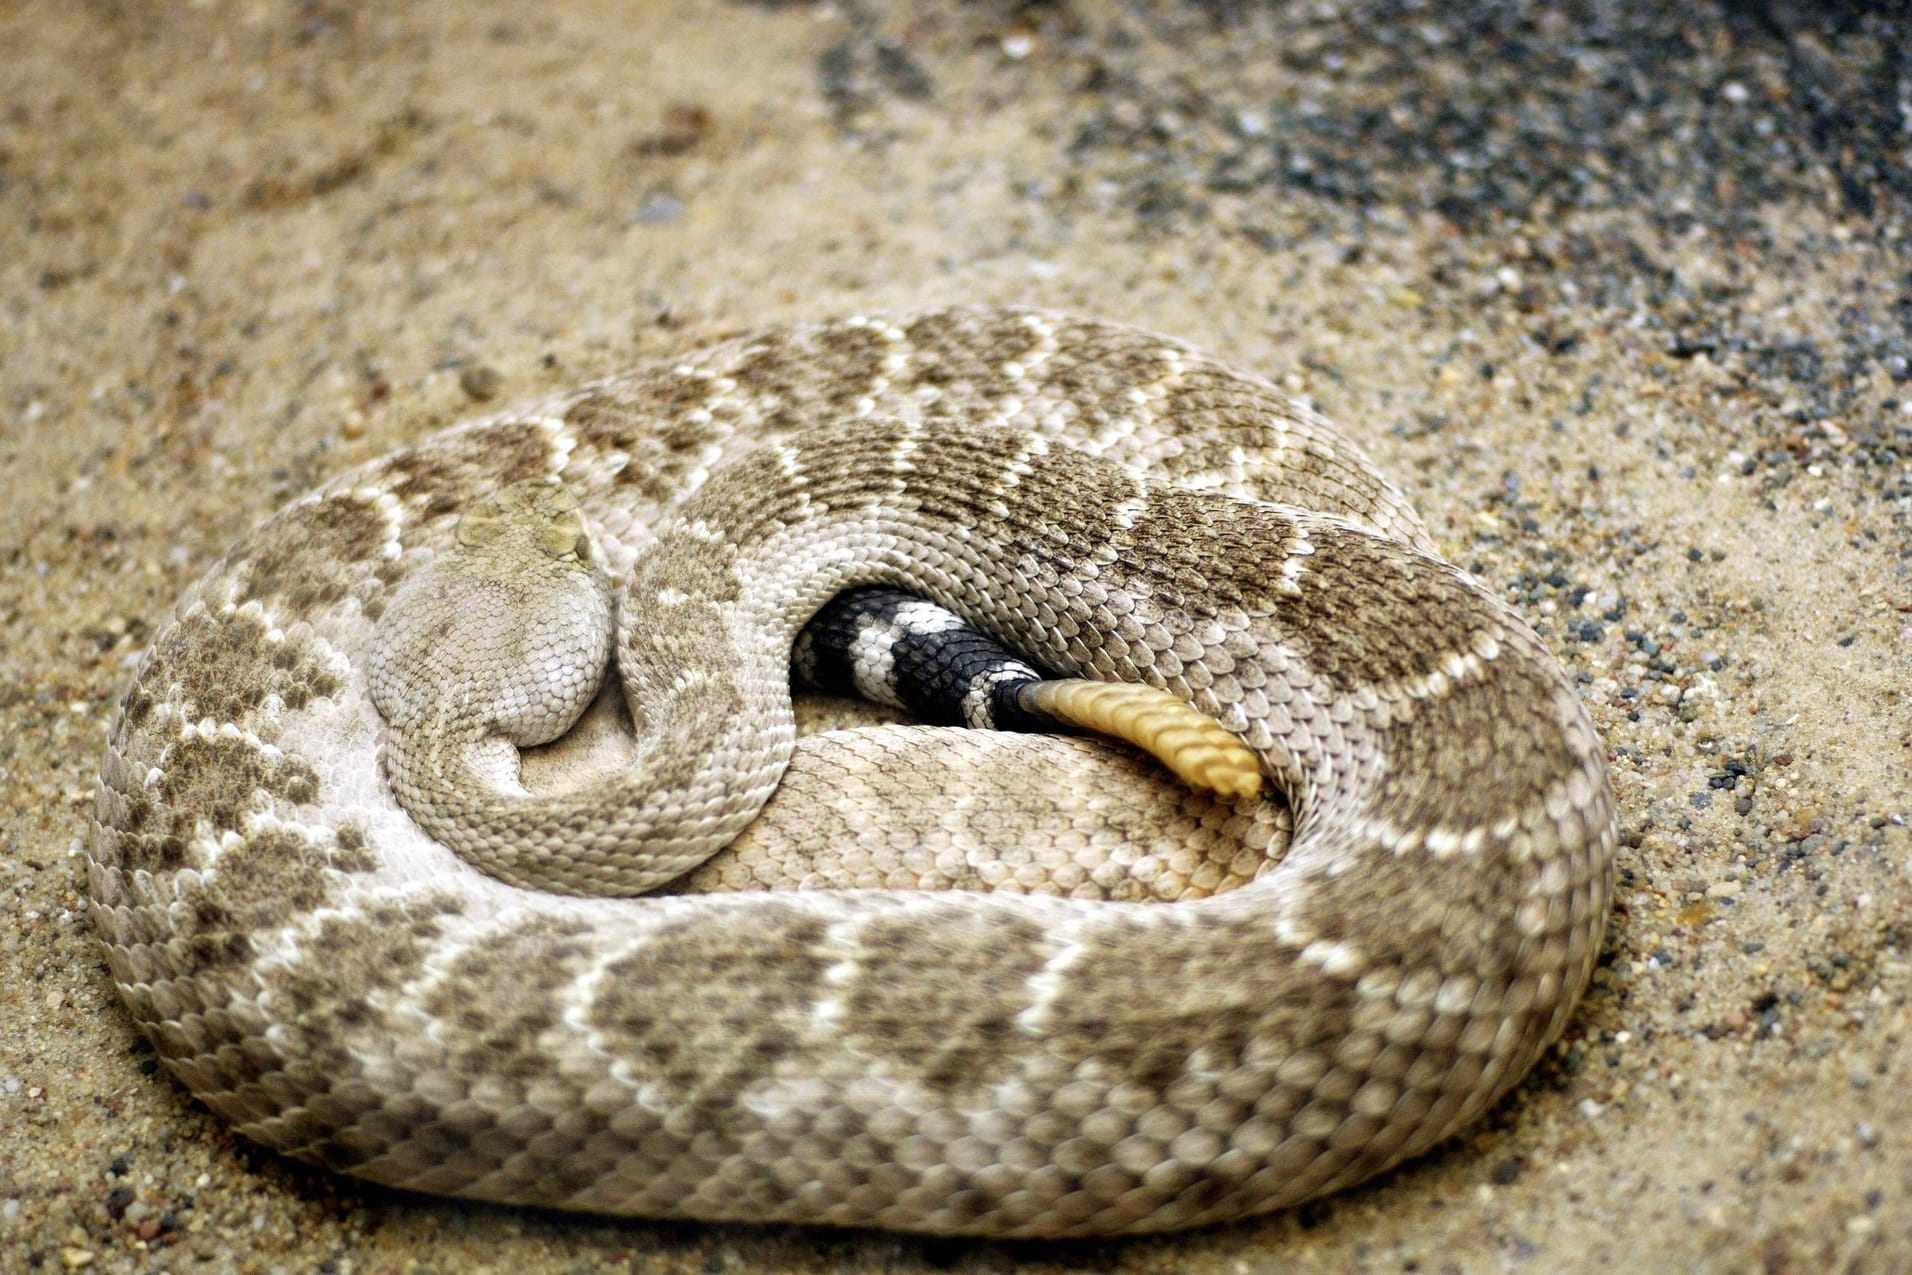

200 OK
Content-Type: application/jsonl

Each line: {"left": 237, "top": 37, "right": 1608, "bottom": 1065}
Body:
{"left": 88, "top": 308, "right": 1615, "bottom": 1237}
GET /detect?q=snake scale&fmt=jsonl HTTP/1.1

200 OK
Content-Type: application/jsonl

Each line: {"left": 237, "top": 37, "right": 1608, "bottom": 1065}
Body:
{"left": 89, "top": 307, "right": 1615, "bottom": 1237}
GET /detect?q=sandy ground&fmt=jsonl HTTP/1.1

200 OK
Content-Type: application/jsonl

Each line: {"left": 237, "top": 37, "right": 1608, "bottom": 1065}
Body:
{"left": 2, "top": 2, "right": 1907, "bottom": 1271}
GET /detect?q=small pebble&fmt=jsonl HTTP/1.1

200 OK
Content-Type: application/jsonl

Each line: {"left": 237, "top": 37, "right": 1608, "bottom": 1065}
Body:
{"left": 459, "top": 364, "right": 503, "bottom": 401}
{"left": 633, "top": 194, "right": 684, "bottom": 224}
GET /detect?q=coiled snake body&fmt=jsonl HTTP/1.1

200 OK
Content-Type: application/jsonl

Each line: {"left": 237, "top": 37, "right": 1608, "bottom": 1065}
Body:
{"left": 89, "top": 308, "right": 1615, "bottom": 1236}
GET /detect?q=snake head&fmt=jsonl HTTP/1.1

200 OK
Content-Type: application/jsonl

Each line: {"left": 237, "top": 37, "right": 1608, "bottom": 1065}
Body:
{"left": 456, "top": 479, "right": 594, "bottom": 564}
{"left": 369, "top": 479, "right": 613, "bottom": 745}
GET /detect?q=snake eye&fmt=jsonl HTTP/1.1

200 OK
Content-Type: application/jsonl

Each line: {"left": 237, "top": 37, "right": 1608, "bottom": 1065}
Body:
{"left": 454, "top": 505, "right": 507, "bottom": 549}
{"left": 539, "top": 509, "right": 590, "bottom": 560}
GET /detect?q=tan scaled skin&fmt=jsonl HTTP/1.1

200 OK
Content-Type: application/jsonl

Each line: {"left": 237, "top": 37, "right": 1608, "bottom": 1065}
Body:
{"left": 88, "top": 309, "right": 1615, "bottom": 1237}
{"left": 374, "top": 487, "right": 1264, "bottom": 839}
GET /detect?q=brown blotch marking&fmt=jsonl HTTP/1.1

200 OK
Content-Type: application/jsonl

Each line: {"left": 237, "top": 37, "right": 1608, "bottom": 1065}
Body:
{"left": 721, "top": 333, "right": 820, "bottom": 406}
{"left": 588, "top": 905, "right": 833, "bottom": 1112}
{"left": 858, "top": 420, "right": 1117, "bottom": 547}
{"left": 380, "top": 448, "right": 470, "bottom": 519}
{"left": 1028, "top": 327, "right": 1133, "bottom": 391}
{"left": 1033, "top": 319, "right": 1177, "bottom": 420}
{"left": 654, "top": 416, "right": 712, "bottom": 455}
{"left": 1368, "top": 645, "right": 1584, "bottom": 845}
{"left": 564, "top": 379, "right": 720, "bottom": 504}
{"left": 1068, "top": 491, "right": 1280, "bottom": 658}
{"left": 809, "top": 320, "right": 896, "bottom": 392}
{"left": 1299, "top": 835, "right": 1541, "bottom": 997}
{"left": 1152, "top": 361, "right": 1279, "bottom": 441}
{"left": 898, "top": 311, "right": 1044, "bottom": 402}
{"left": 376, "top": 913, "right": 616, "bottom": 1201}
{"left": 103, "top": 820, "right": 191, "bottom": 876}
{"left": 271, "top": 895, "right": 463, "bottom": 1028}
{"left": 233, "top": 492, "right": 388, "bottom": 614}
{"left": 114, "top": 733, "right": 323, "bottom": 874}
{"left": 600, "top": 373, "right": 725, "bottom": 480}
{"left": 647, "top": 365, "right": 727, "bottom": 423}
{"left": 331, "top": 822, "right": 375, "bottom": 873}
{"left": 261, "top": 893, "right": 469, "bottom": 1172}
{"left": 1142, "top": 369, "right": 1327, "bottom": 496}
{"left": 359, "top": 562, "right": 405, "bottom": 625}
{"left": 625, "top": 436, "right": 706, "bottom": 505}
{"left": 724, "top": 324, "right": 894, "bottom": 431}
{"left": 840, "top": 906, "right": 1051, "bottom": 1092}
{"left": 420, "top": 914, "right": 593, "bottom": 1084}
{"left": 120, "top": 794, "right": 153, "bottom": 833}
{"left": 108, "top": 607, "right": 339, "bottom": 875}
{"left": 175, "top": 825, "right": 375, "bottom": 974}
{"left": 562, "top": 389, "right": 624, "bottom": 441}
{"left": 565, "top": 377, "right": 714, "bottom": 453}
{"left": 381, "top": 422, "right": 555, "bottom": 517}
{"left": 123, "top": 818, "right": 407, "bottom": 1087}
{"left": 1268, "top": 523, "right": 1501, "bottom": 696}
{"left": 1057, "top": 912, "right": 1358, "bottom": 1098}
{"left": 566, "top": 387, "right": 661, "bottom": 463}
{"left": 121, "top": 738, "right": 336, "bottom": 877}
{"left": 1052, "top": 317, "right": 1227, "bottom": 421}
{"left": 118, "top": 607, "right": 341, "bottom": 737}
